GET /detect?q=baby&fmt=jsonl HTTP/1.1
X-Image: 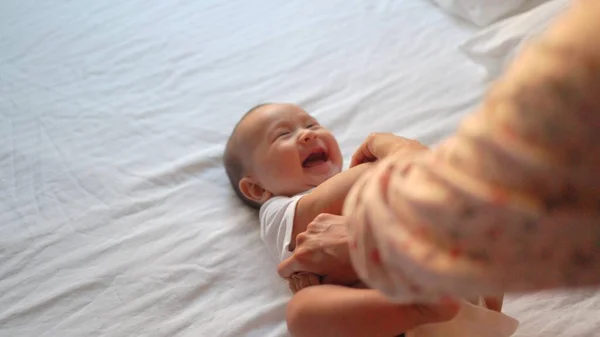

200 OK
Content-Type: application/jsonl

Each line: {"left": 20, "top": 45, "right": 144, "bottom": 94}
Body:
{"left": 224, "top": 103, "right": 457, "bottom": 336}
{"left": 224, "top": 103, "right": 518, "bottom": 337}
{"left": 224, "top": 103, "right": 371, "bottom": 259}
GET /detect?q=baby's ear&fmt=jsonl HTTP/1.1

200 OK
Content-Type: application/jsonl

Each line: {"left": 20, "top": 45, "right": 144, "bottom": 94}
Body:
{"left": 239, "top": 177, "right": 271, "bottom": 204}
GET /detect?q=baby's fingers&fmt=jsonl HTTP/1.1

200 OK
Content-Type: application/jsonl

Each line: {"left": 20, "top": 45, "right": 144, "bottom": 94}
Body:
{"left": 288, "top": 278, "right": 300, "bottom": 294}
{"left": 304, "top": 273, "right": 321, "bottom": 288}
{"left": 290, "top": 272, "right": 322, "bottom": 293}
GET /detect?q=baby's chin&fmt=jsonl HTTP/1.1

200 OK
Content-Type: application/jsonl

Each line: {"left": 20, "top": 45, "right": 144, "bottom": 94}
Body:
{"left": 307, "top": 165, "right": 342, "bottom": 185}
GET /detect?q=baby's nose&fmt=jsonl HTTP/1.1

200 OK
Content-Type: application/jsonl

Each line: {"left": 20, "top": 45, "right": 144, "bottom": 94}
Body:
{"left": 299, "top": 130, "right": 317, "bottom": 143}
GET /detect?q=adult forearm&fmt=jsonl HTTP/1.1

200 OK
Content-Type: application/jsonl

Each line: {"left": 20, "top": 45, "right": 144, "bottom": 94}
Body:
{"left": 343, "top": 0, "right": 600, "bottom": 302}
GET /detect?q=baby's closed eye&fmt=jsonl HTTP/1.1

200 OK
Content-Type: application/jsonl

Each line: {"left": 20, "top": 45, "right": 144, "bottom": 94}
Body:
{"left": 272, "top": 129, "right": 291, "bottom": 141}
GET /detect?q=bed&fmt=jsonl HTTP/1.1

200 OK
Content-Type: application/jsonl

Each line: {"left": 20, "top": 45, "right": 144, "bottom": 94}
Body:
{"left": 1, "top": 0, "right": 598, "bottom": 336}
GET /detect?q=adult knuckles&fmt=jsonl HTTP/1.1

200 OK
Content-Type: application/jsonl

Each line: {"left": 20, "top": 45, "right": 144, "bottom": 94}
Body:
{"left": 294, "top": 246, "right": 316, "bottom": 262}
{"left": 313, "top": 213, "right": 331, "bottom": 223}
{"left": 367, "top": 132, "right": 393, "bottom": 141}
{"left": 366, "top": 132, "right": 380, "bottom": 143}
{"left": 296, "top": 232, "right": 308, "bottom": 245}
{"left": 367, "top": 132, "right": 384, "bottom": 138}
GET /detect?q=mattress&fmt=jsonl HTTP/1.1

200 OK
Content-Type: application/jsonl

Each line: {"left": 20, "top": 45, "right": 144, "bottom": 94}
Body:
{"left": 0, "top": 0, "right": 598, "bottom": 336}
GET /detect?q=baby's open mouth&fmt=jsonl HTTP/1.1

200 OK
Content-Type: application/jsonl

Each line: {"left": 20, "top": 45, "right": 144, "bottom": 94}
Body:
{"left": 302, "top": 150, "right": 328, "bottom": 168}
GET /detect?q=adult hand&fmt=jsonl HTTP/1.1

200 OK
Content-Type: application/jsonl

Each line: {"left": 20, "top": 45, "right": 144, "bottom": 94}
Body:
{"left": 277, "top": 214, "right": 358, "bottom": 286}
{"left": 350, "top": 133, "right": 429, "bottom": 167}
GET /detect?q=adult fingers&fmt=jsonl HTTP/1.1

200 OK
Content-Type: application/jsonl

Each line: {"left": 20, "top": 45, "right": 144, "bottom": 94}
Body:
{"left": 350, "top": 146, "right": 374, "bottom": 167}
{"left": 350, "top": 135, "right": 377, "bottom": 167}
{"left": 278, "top": 249, "right": 324, "bottom": 279}
{"left": 278, "top": 255, "right": 301, "bottom": 279}
{"left": 350, "top": 133, "right": 403, "bottom": 167}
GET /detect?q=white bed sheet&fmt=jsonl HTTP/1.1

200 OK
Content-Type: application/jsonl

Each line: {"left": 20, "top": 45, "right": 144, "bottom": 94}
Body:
{"left": 1, "top": 0, "right": 598, "bottom": 336}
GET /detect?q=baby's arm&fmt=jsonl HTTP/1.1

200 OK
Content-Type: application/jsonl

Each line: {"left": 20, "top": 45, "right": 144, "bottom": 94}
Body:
{"left": 290, "top": 163, "right": 373, "bottom": 250}
{"left": 287, "top": 285, "right": 458, "bottom": 337}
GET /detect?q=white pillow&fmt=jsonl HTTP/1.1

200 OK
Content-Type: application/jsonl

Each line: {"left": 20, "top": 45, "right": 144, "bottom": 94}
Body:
{"left": 432, "top": 0, "right": 549, "bottom": 27}
{"left": 460, "top": 0, "right": 569, "bottom": 80}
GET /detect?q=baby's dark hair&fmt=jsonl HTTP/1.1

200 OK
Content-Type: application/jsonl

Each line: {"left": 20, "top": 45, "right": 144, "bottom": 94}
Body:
{"left": 223, "top": 103, "right": 271, "bottom": 209}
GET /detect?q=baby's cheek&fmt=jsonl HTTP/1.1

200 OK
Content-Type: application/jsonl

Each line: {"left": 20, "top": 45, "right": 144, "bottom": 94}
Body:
{"left": 261, "top": 160, "right": 294, "bottom": 185}
{"left": 322, "top": 134, "right": 341, "bottom": 157}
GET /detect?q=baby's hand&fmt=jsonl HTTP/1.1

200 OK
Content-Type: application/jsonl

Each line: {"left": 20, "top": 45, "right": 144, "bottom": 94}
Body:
{"left": 288, "top": 272, "right": 322, "bottom": 293}
{"left": 350, "top": 133, "right": 428, "bottom": 167}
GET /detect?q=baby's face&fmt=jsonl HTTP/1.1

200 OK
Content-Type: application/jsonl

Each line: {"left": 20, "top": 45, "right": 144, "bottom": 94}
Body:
{"left": 240, "top": 104, "right": 342, "bottom": 197}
